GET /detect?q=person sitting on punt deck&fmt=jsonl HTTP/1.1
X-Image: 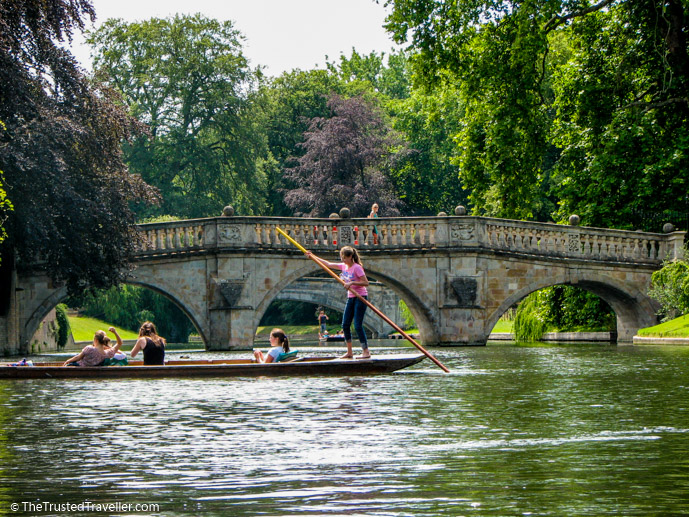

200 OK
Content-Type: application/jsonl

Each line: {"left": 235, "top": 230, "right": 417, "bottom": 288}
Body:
{"left": 254, "top": 328, "right": 292, "bottom": 363}
{"left": 130, "top": 321, "right": 166, "bottom": 365}
{"left": 63, "top": 327, "right": 123, "bottom": 367}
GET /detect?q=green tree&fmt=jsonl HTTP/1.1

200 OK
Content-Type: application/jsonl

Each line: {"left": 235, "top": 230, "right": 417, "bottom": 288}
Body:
{"left": 0, "top": 0, "right": 156, "bottom": 298}
{"left": 389, "top": 85, "right": 468, "bottom": 215}
{"left": 89, "top": 14, "right": 269, "bottom": 219}
{"left": 327, "top": 49, "right": 411, "bottom": 100}
{"left": 550, "top": 1, "right": 689, "bottom": 229}
{"left": 384, "top": 0, "right": 689, "bottom": 226}
{"left": 55, "top": 304, "right": 71, "bottom": 349}
{"left": 0, "top": 169, "right": 11, "bottom": 259}
{"left": 384, "top": 0, "right": 562, "bottom": 218}
{"left": 284, "top": 94, "right": 404, "bottom": 217}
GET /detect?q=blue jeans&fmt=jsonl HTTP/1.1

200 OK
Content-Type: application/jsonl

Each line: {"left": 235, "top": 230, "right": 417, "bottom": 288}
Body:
{"left": 342, "top": 296, "right": 368, "bottom": 349}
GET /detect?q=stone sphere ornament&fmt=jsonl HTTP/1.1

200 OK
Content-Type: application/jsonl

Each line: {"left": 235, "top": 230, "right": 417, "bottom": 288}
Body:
{"left": 663, "top": 222, "right": 675, "bottom": 233}
{"left": 222, "top": 205, "right": 235, "bottom": 217}
{"left": 568, "top": 214, "right": 580, "bottom": 226}
{"left": 329, "top": 213, "right": 340, "bottom": 219}
{"left": 437, "top": 211, "right": 448, "bottom": 217}
{"left": 454, "top": 205, "right": 467, "bottom": 216}
{"left": 339, "top": 207, "right": 351, "bottom": 219}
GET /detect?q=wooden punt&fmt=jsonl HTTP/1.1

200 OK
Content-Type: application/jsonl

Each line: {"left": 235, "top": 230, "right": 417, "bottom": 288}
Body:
{"left": 0, "top": 354, "right": 425, "bottom": 379}
{"left": 318, "top": 335, "right": 345, "bottom": 344}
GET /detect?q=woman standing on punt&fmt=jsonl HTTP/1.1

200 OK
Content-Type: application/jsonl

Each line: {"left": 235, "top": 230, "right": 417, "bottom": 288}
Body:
{"left": 309, "top": 246, "right": 370, "bottom": 359}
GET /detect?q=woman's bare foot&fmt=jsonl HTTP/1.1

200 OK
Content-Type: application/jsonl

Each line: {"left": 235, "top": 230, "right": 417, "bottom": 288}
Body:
{"left": 339, "top": 354, "right": 354, "bottom": 359}
{"left": 356, "top": 353, "right": 371, "bottom": 360}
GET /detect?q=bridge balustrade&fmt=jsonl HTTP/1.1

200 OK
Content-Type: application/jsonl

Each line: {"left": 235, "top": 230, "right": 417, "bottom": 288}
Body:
{"left": 136, "top": 216, "right": 684, "bottom": 265}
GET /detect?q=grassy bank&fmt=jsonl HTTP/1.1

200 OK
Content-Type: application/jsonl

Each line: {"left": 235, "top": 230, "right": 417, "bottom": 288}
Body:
{"left": 637, "top": 315, "right": 689, "bottom": 338}
{"left": 68, "top": 316, "right": 202, "bottom": 350}
{"left": 68, "top": 316, "right": 139, "bottom": 342}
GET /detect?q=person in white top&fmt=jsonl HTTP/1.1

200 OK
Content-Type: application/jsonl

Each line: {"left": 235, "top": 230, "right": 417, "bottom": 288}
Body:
{"left": 254, "top": 328, "right": 290, "bottom": 363}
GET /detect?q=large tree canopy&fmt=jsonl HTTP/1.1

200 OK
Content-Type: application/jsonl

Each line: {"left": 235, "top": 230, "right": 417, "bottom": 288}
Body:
{"left": 89, "top": 14, "right": 269, "bottom": 218}
{"left": 384, "top": 0, "right": 689, "bottom": 228}
{"left": 0, "top": 0, "right": 156, "bottom": 296}
{"left": 284, "top": 94, "right": 403, "bottom": 217}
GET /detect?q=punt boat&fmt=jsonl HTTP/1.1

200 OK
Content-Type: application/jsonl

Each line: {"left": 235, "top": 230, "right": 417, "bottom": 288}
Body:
{"left": 318, "top": 335, "right": 345, "bottom": 344}
{"left": 0, "top": 354, "right": 425, "bottom": 379}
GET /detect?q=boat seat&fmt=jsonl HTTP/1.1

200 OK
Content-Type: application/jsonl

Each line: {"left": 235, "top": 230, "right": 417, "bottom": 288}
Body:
{"left": 276, "top": 350, "right": 299, "bottom": 362}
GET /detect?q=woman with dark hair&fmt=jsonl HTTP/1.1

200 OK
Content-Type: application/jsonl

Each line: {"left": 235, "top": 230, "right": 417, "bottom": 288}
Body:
{"left": 253, "top": 328, "right": 290, "bottom": 363}
{"left": 309, "top": 246, "right": 370, "bottom": 359}
{"left": 130, "top": 321, "right": 166, "bottom": 365}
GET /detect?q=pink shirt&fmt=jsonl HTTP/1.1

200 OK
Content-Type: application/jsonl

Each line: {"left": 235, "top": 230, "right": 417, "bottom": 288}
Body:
{"left": 78, "top": 345, "right": 117, "bottom": 366}
{"left": 336, "top": 263, "right": 368, "bottom": 298}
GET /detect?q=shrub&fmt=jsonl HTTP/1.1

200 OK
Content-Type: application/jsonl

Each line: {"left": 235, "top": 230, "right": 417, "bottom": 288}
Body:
{"left": 649, "top": 254, "right": 689, "bottom": 321}
{"left": 513, "top": 292, "right": 549, "bottom": 342}
{"left": 55, "top": 303, "right": 71, "bottom": 349}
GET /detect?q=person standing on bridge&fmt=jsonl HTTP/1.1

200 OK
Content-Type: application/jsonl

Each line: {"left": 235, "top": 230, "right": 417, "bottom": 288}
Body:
{"left": 308, "top": 246, "right": 370, "bottom": 359}
{"left": 368, "top": 203, "right": 379, "bottom": 245}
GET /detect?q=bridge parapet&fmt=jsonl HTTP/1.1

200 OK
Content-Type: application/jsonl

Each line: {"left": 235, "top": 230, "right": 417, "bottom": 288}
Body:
{"left": 137, "top": 216, "right": 685, "bottom": 265}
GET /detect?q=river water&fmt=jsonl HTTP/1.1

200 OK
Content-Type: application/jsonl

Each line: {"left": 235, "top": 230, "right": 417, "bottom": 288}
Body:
{"left": 0, "top": 342, "right": 688, "bottom": 516}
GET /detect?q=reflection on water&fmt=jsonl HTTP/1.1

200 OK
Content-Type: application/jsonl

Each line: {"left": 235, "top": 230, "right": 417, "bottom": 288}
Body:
{"left": 1, "top": 343, "right": 689, "bottom": 516}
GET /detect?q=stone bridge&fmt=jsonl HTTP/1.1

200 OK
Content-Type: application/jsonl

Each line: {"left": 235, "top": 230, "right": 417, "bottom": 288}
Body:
{"left": 3, "top": 215, "right": 685, "bottom": 353}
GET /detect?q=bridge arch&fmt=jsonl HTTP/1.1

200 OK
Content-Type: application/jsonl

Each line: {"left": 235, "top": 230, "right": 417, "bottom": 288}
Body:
{"left": 273, "top": 290, "right": 380, "bottom": 334}
{"left": 127, "top": 280, "right": 206, "bottom": 343}
{"left": 363, "top": 268, "right": 439, "bottom": 344}
{"left": 254, "top": 264, "right": 325, "bottom": 334}
{"left": 253, "top": 264, "right": 437, "bottom": 343}
{"left": 22, "top": 280, "right": 205, "bottom": 349}
{"left": 22, "top": 285, "right": 69, "bottom": 350}
{"left": 485, "top": 270, "right": 659, "bottom": 343}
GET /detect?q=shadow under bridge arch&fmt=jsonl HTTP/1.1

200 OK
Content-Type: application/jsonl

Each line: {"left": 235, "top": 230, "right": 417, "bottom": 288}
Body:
{"left": 127, "top": 280, "right": 207, "bottom": 346}
{"left": 485, "top": 272, "right": 659, "bottom": 344}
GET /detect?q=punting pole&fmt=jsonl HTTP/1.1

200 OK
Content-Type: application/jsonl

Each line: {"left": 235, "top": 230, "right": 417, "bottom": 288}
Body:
{"left": 276, "top": 226, "right": 450, "bottom": 373}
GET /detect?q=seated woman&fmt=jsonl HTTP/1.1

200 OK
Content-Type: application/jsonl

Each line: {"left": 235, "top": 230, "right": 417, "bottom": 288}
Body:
{"left": 63, "top": 327, "right": 123, "bottom": 367}
{"left": 253, "top": 328, "right": 290, "bottom": 363}
{"left": 130, "top": 321, "right": 166, "bottom": 365}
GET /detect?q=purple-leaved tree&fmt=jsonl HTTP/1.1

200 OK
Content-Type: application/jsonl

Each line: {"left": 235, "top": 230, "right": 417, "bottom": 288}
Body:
{"left": 284, "top": 94, "right": 404, "bottom": 217}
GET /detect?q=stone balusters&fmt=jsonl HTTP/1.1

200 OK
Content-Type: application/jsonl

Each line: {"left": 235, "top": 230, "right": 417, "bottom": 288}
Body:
{"left": 139, "top": 222, "right": 204, "bottom": 253}
{"left": 136, "top": 216, "right": 679, "bottom": 266}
